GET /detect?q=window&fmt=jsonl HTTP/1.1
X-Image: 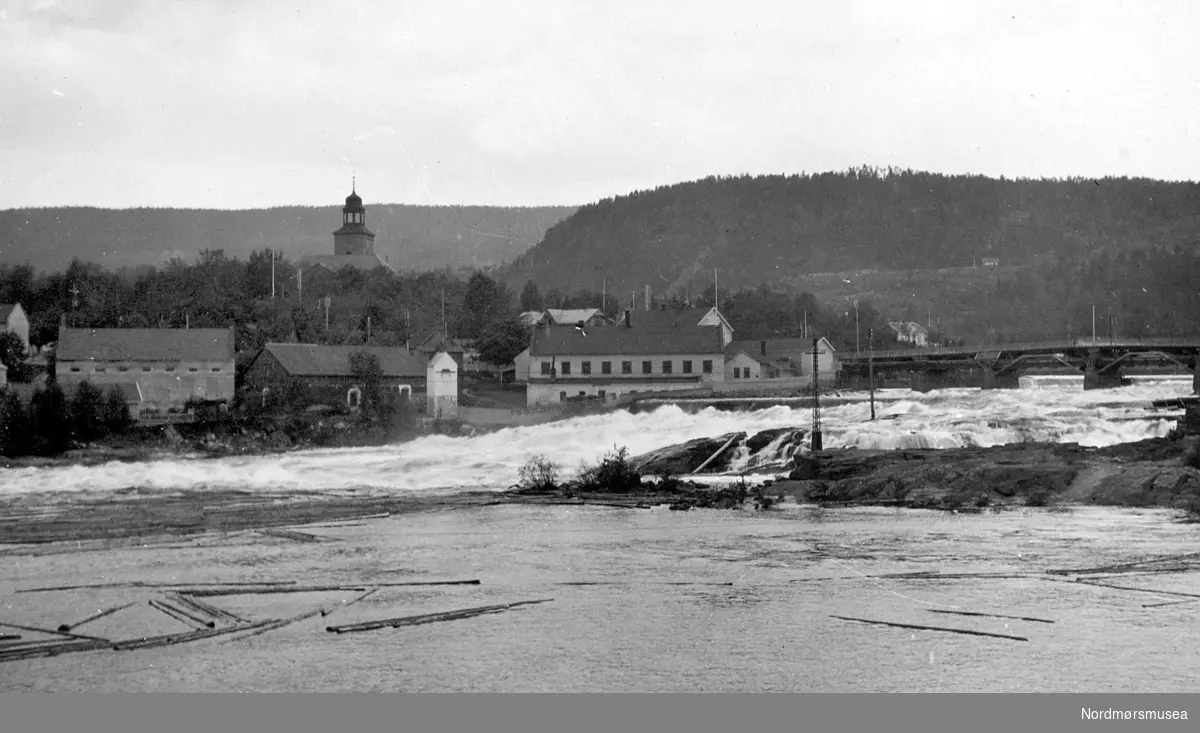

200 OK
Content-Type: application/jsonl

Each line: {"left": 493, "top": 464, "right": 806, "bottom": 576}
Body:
{"left": 581, "top": 361, "right": 591, "bottom": 375}
{"left": 95, "top": 367, "right": 106, "bottom": 373}
{"left": 598, "top": 390, "right": 606, "bottom": 401}
{"left": 733, "top": 367, "right": 741, "bottom": 379}
{"left": 621, "top": 361, "right": 632, "bottom": 374}
{"left": 188, "top": 367, "right": 199, "bottom": 373}
{"left": 166, "top": 367, "right": 175, "bottom": 373}
{"left": 702, "top": 360, "right": 713, "bottom": 374}
{"left": 70, "top": 367, "right": 80, "bottom": 372}
{"left": 540, "top": 361, "right": 551, "bottom": 375}
{"left": 118, "top": 366, "right": 129, "bottom": 372}
{"left": 212, "top": 368, "right": 221, "bottom": 372}
{"left": 559, "top": 391, "right": 567, "bottom": 401}
{"left": 682, "top": 360, "right": 692, "bottom": 374}
{"left": 142, "top": 367, "right": 151, "bottom": 372}
{"left": 641, "top": 361, "right": 652, "bottom": 374}
{"left": 662, "top": 361, "right": 673, "bottom": 374}
{"left": 601, "top": 361, "right": 612, "bottom": 374}
{"left": 561, "top": 361, "right": 571, "bottom": 376}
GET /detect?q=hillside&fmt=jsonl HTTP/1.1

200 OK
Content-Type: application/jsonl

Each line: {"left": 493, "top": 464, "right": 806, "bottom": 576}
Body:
{"left": 0, "top": 204, "right": 576, "bottom": 273}
{"left": 501, "top": 168, "right": 1200, "bottom": 299}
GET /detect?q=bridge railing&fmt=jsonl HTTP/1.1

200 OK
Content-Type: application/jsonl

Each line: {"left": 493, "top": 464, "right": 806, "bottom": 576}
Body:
{"left": 840, "top": 337, "right": 1200, "bottom": 363}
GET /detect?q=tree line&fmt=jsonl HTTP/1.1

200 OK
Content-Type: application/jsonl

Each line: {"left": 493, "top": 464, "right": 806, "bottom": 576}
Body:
{"left": 0, "top": 382, "right": 131, "bottom": 457}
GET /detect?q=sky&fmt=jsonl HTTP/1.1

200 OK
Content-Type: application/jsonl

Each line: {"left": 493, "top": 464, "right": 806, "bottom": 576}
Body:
{"left": 1, "top": 0, "right": 1198, "bottom": 210}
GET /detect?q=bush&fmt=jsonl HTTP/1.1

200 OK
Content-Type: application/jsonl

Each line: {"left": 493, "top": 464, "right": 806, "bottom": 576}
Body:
{"left": 0, "top": 389, "right": 33, "bottom": 457}
{"left": 1025, "top": 486, "right": 1052, "bottom": 507}
{"left": 575, "top": 445, "right": 643, "bottom": 493}
{"left": 69, "top": 381, "right": 107, "bottom": 442}
{"left": 102, "top": 387, "right": 132, "bottom": 433}
{"left": 750, "top": 481, "right": 780, "bottom": 510}
{"left": 517, "top": 454, "right": 560, "bottom": 493}
{"left": 30, "top": 383, "right": 71, "bottom": 455}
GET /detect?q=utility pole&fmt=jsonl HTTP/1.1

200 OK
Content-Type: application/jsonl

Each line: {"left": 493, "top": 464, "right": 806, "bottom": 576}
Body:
{"left": 869, "top": 327, "right": 876, "bottom": 420}
{"left": 602, "top": 277, "right": 606, "bottom": 315}
{"left": 1092, "top": 305, "right": 1097, "bottom": 344}
{"left": 296, "top": 267, "right": 303, "bottom": 303}
{"left": 441, "top": 287, "right": 446, "bottom": 335}
{"left": 854, "top": 300, "right": 860, "bottom": 359}
{"left": 406, "top": 309, "right": 411, "bottom": 351}
{"left": 367, "top": 316, "right": 372, "bottom": 343}
{"left": 811, "top": 337, "right": 823, "bottom": 452}
{"left": 270, "top": 250, "right": 275, "bottom": 300}
{"left": 324, "top": 295, "right": 331, "bottom": 332}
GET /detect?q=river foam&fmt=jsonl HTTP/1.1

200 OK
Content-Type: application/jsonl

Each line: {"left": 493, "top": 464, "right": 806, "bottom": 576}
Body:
{"left": 0, "top": 380, "right": 1192, "bottom": 497}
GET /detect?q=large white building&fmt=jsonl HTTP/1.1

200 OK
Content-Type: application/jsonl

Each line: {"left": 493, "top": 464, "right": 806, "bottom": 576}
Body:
{"left": 525, "top": 320, "right": 726, "bottom": 406}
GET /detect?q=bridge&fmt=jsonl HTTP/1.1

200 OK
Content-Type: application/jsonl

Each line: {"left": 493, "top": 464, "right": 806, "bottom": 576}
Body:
{"left": 836, "top": 338, "right": 1200, "bottom": 392}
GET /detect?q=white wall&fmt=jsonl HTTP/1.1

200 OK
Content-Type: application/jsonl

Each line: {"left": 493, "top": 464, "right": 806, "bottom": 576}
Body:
{"left": 425, "top": 351, "right": 459, "bottom": 415}
{"left": 724, "top": 351, "right": 764, "bottom": 380}
{"left": 513, "top": 348, "right": 532, "bottom": 383}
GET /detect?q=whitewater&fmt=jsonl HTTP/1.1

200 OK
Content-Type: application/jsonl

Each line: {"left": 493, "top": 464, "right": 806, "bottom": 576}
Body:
{"left": 0, "top": 379, "right": 1191, "bottom": 498}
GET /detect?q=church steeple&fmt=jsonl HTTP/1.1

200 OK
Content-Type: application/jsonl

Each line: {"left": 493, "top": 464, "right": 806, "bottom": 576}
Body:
{"left": 332, "top": 179, "right": 376, "bottom": 255}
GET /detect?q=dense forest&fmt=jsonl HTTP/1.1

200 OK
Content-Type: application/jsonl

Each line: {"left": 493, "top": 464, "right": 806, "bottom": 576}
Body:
{"left": 0, "top": 204, "right": 576, "bottom": 273}
{"left": 504, "top": 168, "right": 1200, "bottom": 296}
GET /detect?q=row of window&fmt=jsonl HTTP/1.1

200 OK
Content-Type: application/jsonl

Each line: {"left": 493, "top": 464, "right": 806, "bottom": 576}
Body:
{"left": 731, "top": 367, "right": 753, "bottom": 379}
{"left": 68, "top": 366, "right": 223, "bottom": 374}
{"left": 540, "top": 359, "right": 714, "bottom": 377}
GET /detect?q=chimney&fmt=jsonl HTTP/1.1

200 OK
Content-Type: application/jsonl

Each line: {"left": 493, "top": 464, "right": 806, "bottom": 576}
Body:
{"left": 644, "top": 285, "right": 650, "bottom": 311}
{"left": 576, "top": 320, "right": 585, "bottom": 330}
{"left": 760, "top": 340, "right": 767, "bottom": 356}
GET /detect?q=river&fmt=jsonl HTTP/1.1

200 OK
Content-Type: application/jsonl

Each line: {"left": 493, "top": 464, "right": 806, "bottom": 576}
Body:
{"left": 0, "top": 379, "right": 1197, "bottom": 692}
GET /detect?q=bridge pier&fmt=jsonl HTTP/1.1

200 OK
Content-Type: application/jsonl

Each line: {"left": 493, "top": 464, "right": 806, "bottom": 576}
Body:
{"left": 980, "top": 367, "right": 996, "bottom": 390}
{"left": 1083, "top": 349, "right": 1127, "bottom": 390}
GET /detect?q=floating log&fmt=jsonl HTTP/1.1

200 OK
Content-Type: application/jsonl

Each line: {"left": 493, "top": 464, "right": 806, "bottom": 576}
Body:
{"left": 0, "top": 620, "right": 108, "bottom": 641}
{"left": 321, "top": 588, "right": 378, "bottom": 618}
{"left": 829, "top": 615, "right": 1030, "bottom": 642}
{"left": 0, "top": 634, "right": 18, "bottom": 641}
{"left": 57, "top": 601, "right": 138, "bottom": 633}
{"left": 692, "top": 433, "right": 743, "bottom": 475}
{"left": 16, "top": 580, "right": 298, "bottom": 593}
{"left": 111, "top": 620, "right": 276, "bottom": 652}
{"left": 1142, "top": 598, "right": 1200, "bottom": 608}
{"left": 224, "top": 608, "right": 325, "bottom": 643}
{"left": 1071, "top": 580, "right": 1200, "bottom": 599}
{"left": 790, "top": 572, "right": 1036, "bottom": 583}
{"left": 928, "top": 609, "right": 1055, "bottom": 624}
{"left": 169, "top": 593, "right": 247, "bottom": 625}
{"left": 557, "top": 581, "right": 734, "bottom": 587}
{"left": 259, "top": 528, "right": 331, "bottom": 543}
{"left": 181, "top": 585, "right": 368, "bottom": 597}
{"left": 1045, "top": 552, "right": 1200, "bottom": 576}
{"left": 148, "top": 600, "right": 214, "bottom": 629}
{"left": 327, "top": 598, "right": 554, "bottom": 634}
{"left": 368, "top": 580, "right": 481, "bottom": 587}
{"left": 0, "top": 638, "right": 111, "bottom": 663}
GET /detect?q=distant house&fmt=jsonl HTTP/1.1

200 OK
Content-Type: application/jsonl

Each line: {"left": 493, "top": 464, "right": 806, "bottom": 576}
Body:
{"left": 0, "top": 303, "right": 30, "bottom": 354}
{"left": 981, "top": 257, "right": 999, "bottom": 267}
{"left": 412, "top": 331, "right": 476, "bottom": 369}
{"left": 519, "top": 311, "right": 549, "bottom": 327}
{"left": 426, "top": 351, "right": 459, "bottom": 416}
{"left": 724, "top": 337, "right": 838, "bottom": 383}
{"left": 887, "top": 321, "right": 929, "bottom": 347}
{"left": 630, "top": 306, "right": 734, "bottom": 347}
{"left": 545, "top": 308, "right": 613, "bottom": 328}
{"left": 55, "top": 327, "right": 237, "bottom": 416}
{"left": 513, "top": 347, "right": 533, "bottom": 384}
{"left": 243, "top": 343, "right": 432, "bottom": 411}
{"left": 526, "top": 321, "right": 725, "bottom": 406}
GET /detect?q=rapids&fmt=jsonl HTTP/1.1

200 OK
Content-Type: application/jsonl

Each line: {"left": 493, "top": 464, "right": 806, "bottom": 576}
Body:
{"left": 0, "top": 380, "right": 1192, "bottom": 498}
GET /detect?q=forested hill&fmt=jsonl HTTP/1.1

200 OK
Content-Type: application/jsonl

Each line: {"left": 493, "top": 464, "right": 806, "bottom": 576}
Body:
{"left": 0, "top": 204, "right": 576, "bottom": 273}
{"left": 501, "top": 168, "right": 1200, "bottom": 297}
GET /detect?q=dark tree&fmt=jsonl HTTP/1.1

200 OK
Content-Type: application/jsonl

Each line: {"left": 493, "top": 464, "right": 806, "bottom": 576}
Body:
{"left": 0, "top": 332, "right": 28, "bottom": 382}
{"left": 69, "top": 381, "right": 107, "bottom": 442}
{"left": 476, "top": 314, "right": 530, "bottom": 367}
{"left": 457, "top": 272, "right": 510, "bottom": 339}
{"left": 30, "top": 383, "right": 71, "bottom": 455}
{"left": 102, "top": 387, "right": 132, "bottom": 433}
{"left": 349, "top": 351, "right": 383, "bottom": 417}
{"left": 519, "top": 280, "right": 543, "bottom": 312}
{"left": 0, "top": 390, "right": 33, "bottom": 457}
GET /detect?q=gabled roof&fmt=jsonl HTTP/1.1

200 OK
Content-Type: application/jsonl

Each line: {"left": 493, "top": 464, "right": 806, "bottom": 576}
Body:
{"left": 530, "top": 324, "right": 724, "bottom": 357}
{"left": 0, "top": 303, "right": 24, "bottom": 321}
{"left": 57, "top": 327, "right": 235, "bottom": 362}
{"left": 297, "top": 254, "right": 392, "bottom": 272}
{"left": 413, "top": 331, "right": 473, "bottom": 353}
{"left": 519, "top": 311, "right": 547, "bottom": 326}
{"left": 725, "top": 336, "right": 836, "bottom": 359}
{"left": 545, "top": 308, "right": 604, "bottom": 325}
{"left": 629, "top": 306, "right": 730, "bottom": 332}
{"left": 261, "top": 343, "right": 427, "bottom": 378}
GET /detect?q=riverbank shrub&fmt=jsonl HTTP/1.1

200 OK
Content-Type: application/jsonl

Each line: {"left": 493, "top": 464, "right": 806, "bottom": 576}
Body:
{"left": 517, "top": 454, "right": 560, "bottom": 493}
{"left": 575, "top": 445, "right": 642, "bottom": 493}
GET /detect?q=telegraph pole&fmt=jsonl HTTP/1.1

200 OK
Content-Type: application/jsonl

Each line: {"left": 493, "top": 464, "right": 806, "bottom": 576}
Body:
{"left": 869, "top": 327, "right": 876, "bottom": 420}
{"left": 811, "top": 337, "right": 823, "bottom": 452}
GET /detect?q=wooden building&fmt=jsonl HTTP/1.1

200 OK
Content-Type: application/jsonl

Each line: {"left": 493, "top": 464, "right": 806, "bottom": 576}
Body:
{"left": 243, "top": 343, "right": 433, "bottom": 411}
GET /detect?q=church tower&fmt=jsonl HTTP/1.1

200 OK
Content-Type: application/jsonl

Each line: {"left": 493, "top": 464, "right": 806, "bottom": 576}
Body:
{"left": 332, "top": 180, "right": 377, "bottom": 256}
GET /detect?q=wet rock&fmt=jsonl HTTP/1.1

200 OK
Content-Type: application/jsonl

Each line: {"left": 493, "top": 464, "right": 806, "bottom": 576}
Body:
{"left": 628, "top": 432, "right": 746, "bottom": 475}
